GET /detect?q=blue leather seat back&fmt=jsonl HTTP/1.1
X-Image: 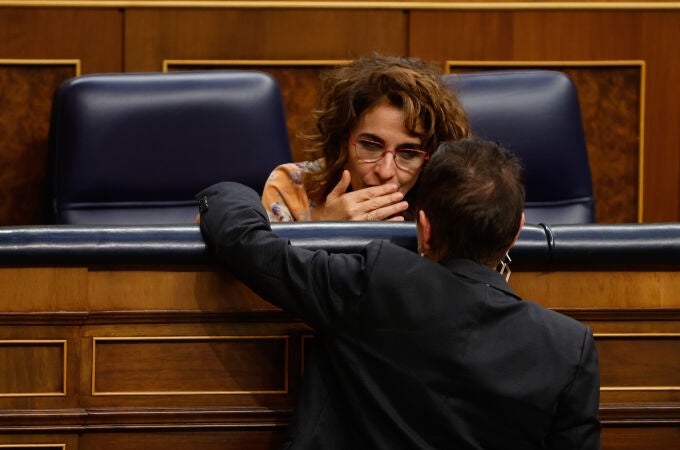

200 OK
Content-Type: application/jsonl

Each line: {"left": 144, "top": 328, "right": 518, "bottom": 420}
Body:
{"left": 50, "top": 71, "right": 292, "bottom": 224}
{"left": 443, "top": 71, "right": 595, "bottom": 225}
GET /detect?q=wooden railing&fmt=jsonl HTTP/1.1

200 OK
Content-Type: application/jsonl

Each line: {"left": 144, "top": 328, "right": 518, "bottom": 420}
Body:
{"left": 0, "top": 223, "right": 679, "bottom": 448}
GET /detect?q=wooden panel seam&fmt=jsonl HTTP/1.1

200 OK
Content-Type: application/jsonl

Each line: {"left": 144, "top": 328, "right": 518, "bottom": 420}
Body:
{"left": 0, "top": 446, "right": 66, "bottom": 449}
{"left": 2, "top": 1, "right": 680, "bottom": 11}
{"left": 162, "top": 59, "right": 351, "bottom": 72}
{"left": 0, "top": 59, "right": 81, "bottom": 76}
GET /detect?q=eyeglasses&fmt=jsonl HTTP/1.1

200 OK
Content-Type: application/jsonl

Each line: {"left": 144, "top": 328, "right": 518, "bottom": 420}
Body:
{"left": 351, "top": 136, "right": 430, "bottom": 171}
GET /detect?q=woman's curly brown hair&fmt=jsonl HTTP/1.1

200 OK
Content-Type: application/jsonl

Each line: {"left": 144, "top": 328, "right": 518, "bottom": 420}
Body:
{"left": 302, "top": 53, "right": 470, "bottom": 205}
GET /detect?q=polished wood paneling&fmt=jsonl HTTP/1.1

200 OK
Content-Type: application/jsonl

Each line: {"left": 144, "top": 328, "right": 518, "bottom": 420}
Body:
{"left": 410, "top": 10, "right": 680, "bottom": 223}
{"left": 0, "top": 268, "right": 87, "bottom": 312}
{"left": 573, "top": 309, "right": 680, "bottom": 403}
{"left": 0, "top": 62, "right": 77, "bottom": 225}
{"left": 92, "top": 336, "right": 288, "bottom": 395}
{"left": 0, "top": 438, "right": 71, "bottom": 449}
{"left": 124, "top": 9, "right": 408, "bottom": 72}
{"left": 0, "top": 446, "right": 65, "bottom": 449}
{"left": 640, "top": 12, "right": 680, "bottom": 223}
{"left": 510, "top": 271, "right": 680, "bottom": 308}
{"left": 598, "top": 335, "right": 680, "bottom": 385}
{"left": 86, "top": 269, "right": 276, "bottom": 312}
{"left": 0, "top": 325, "right": 79, "bottom": 411}
{"left": 573, "top": 65, "right": 642, "bottom": 223}
{"left": 0, "top": 341, "right": 66, "bottom": 396}
{"left": 5, "top": 265, "right": 680, "bottom": 312}
{"left": 1, "top": 266, "right": 679, "bottom": 447}
{"left": 0, "top": 8, "right": 122, "bottom": 74}
{"left": 78, "top": 430, "right": 285, "bottom": 450}
{"left": 601, "top": 425, "right": 680, "bottom": 450}
{"left": 77, "top": 320, "right": 307, "bottom": 409}
{"left": 597, "top": 334, "right": 680, "bottom": 403}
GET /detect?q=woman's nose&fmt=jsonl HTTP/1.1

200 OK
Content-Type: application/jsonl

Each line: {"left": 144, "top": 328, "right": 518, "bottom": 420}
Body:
{"left": 374, "top": 151, "right": 397, "bottom": 181}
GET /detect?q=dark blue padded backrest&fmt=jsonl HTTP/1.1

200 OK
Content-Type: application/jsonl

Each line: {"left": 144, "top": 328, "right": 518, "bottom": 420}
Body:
{"left": 442, "top": 71, "right": 595, "bottom": 225}
{"left": 49, "top": 71, "right": 292, "bottom": 224}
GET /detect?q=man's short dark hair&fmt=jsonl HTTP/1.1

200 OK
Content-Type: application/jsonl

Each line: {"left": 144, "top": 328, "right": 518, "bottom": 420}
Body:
{"left": 417, "top": 137, "right": 526, "bottom": 265}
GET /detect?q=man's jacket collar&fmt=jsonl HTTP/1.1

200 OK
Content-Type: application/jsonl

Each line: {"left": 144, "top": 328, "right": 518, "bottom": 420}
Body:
{"left": 441, "top": 258, "right": 522, "bottom": 301}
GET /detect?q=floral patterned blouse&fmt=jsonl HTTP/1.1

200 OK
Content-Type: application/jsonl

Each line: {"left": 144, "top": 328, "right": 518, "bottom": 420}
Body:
{"left": 261, "top": 159, "right": 327, "bottom": 222}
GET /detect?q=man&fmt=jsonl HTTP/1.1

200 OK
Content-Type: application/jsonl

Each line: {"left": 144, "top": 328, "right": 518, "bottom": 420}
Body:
{"left": 197, "top": 137, "right": 601, "bottom": 449}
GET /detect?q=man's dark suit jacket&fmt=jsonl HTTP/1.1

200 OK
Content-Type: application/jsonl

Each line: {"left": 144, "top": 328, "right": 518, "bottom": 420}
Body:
{"left": 198, "top": 182, "right": 601, "bottom": 450}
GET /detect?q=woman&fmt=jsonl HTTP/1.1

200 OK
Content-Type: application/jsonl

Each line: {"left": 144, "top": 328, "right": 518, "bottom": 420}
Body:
{"left": 262, "top": 53, "right": 469, "bottom": 222}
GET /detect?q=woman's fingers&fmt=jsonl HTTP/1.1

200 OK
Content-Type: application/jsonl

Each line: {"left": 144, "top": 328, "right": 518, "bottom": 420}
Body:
{"left": 363, "top": 189, "right": 404, "bottom": 212}
{"left": 352, "top": 183, "right": 399, "bottom": 201}
{"left": 364, "top": 200, "right": 409, "bottom": 221}
{"left": 322, "top": 175, "right": 409, "bottom": 221}
{"left": 325, "top": 170, "right": 352, "bottom": 203}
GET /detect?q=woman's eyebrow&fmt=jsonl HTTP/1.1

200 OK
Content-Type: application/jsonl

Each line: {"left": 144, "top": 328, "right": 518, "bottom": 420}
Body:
{"left": 358, "top": 133, "right": 423, "bottom": 148}
{"left": 356, "top": 133, "right": 384, "bottom": 142}
{"left": 398, "top": 141, "right": 425, "bottom": 149}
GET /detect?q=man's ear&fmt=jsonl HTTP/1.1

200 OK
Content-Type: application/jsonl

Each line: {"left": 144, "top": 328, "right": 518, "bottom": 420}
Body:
{"left": 509, "top": 212, "right": 526, "bottom": 250}
{"left": 417, "top": 210, "right": 433, "bottom": 257}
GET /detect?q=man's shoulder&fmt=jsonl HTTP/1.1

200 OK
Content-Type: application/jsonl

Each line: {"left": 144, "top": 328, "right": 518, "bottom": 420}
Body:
{"left": 522, "top": 298, "right": 590, "bottom": 339}
{"left": 365, "top": 239, "right": 418, "bottom": 261}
